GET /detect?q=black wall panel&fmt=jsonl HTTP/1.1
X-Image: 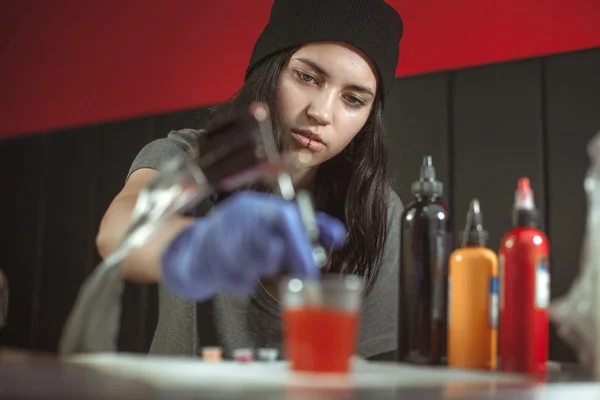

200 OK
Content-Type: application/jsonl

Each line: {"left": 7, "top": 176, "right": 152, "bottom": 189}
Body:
{"left": 34, "top": 127, "right": 104, "bottom": 352}
{"left": 1, "top": 48, "right": 599, "bottom": 363}
{"left": 0, "top": 134, "right": 49, "bottom": 349}
{"left": 385, "top": 74, "right": 451, "bottom": 206}
{"left": 451, "top": 59, "right": 546, "bottom": 250}
{"left": 544, "top": 49, "right": 600, "bottom": 362}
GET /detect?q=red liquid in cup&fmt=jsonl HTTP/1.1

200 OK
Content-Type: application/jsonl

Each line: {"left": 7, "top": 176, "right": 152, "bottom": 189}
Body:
{"left": 283, "top": 307, "right": 358, "bottom": 373}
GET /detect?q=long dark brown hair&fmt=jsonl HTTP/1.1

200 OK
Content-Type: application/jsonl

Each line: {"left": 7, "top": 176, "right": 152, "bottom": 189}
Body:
{"left": 203, "top": 48, "right": 390, "bottom": 294}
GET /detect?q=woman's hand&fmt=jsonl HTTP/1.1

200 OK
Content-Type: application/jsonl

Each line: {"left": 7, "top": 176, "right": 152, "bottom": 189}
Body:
{"left": 160, "top": 192, "right": 346, "bottom": 301}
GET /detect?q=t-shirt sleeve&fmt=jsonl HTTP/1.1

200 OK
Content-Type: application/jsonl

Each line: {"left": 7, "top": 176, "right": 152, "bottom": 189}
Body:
{"left": 357, "top": 189, "right": 403, "bottom": 359}
{"left": 127, "top": 128, "right": 203, "bottom": 181}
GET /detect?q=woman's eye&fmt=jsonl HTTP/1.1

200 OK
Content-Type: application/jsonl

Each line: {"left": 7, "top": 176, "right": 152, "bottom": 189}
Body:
{"left": 296, "top": 71, "right": 316, "bottom": 84}
{"left": 345, "top": 95, "right": 365, "bottom": 108}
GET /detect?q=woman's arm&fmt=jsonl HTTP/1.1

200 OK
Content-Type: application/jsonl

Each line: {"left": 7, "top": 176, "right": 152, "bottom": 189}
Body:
{"left": 96, "top": 168, "right": 194, "bottom": 283}
{"left": 95, "top": 129, "right": 203, "bottom": 283}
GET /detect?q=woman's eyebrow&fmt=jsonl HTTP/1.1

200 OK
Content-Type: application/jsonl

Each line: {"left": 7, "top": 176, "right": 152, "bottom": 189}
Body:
{"left": 347, "top": 84, "right": 375, "bottom": 98}
{"left": 294, "top": 57, "right": 329, "bottom": 78}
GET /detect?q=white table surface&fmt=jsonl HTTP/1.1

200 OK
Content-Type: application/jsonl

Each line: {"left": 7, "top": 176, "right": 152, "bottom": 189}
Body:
{"left": 67, "top": 352, "right": 528, "bottom": 390}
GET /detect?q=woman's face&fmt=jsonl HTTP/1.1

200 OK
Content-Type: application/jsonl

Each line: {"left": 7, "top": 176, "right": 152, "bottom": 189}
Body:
{"left": 275, "top": 42, "right": 378, "bottom": 170}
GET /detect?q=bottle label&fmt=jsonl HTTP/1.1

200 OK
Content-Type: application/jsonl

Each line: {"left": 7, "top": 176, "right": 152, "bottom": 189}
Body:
{"left": 535, "top": 257, "right": 550, "bottom": 309}
{"left": 489, "top": 277, "right": 499, "bottom": 329}
{"left": 447, "top": 277, "right": 452, "bottom": 328}
{"left": 498, "top": 254, "right": 505, "bottom": 310}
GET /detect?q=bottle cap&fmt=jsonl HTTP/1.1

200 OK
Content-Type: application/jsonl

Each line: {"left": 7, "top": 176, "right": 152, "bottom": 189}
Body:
{"left": 461, "top": 198, "right": 489, "bottom": 246}
{"left": 514, "top": 177, "right": 535, "bottom": 210}
{"left": 512, "top": 177, "right": 540, "bottom": 227}
{"left": 411, "top": 155, "right": 443, "bottom": 197}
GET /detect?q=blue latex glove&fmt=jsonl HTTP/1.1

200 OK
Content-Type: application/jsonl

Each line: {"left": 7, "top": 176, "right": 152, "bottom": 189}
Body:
{"left": 161, "top": 192, "right": 347, "bottom": 301}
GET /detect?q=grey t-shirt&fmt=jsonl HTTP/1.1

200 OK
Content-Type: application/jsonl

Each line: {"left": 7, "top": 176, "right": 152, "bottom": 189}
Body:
{"left": 127, "top": 129, "right": 403, "bottom": 360}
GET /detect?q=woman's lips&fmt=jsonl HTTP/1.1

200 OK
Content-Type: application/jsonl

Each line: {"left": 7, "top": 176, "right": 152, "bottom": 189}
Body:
{"left": 291, "top": 130, "right": 325, "bottom": 151}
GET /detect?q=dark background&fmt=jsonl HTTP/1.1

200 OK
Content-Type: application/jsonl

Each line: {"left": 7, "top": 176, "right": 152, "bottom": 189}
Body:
{"left": 1, "top": 47, "right": 599, "bottom": 363}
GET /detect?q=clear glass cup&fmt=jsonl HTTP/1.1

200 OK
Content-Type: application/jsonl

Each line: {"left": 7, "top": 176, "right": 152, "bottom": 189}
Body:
{"left": 280, "top": 275, "right": 363, "bottom": 374}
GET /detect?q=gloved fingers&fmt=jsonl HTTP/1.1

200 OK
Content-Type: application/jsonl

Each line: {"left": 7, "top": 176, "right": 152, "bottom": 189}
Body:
{"left": 222, "top": 192, "right": 318, "bottom": 278}
{"left": 258, "top": 237, "right": 286, "bottom": 277}
{"left": 161, "top": 222, "right": 219, "bottom": 301}
{"left": 216, "top": 220, "right": 285, "bottom": 295}
{"left": 277, "top": 204, "right": 319, "bottom": 279}
{"left": 214, "top": 229, "right": 259, "bottom": 292}
{"left": 315, "top": 212, "right": 348, "bottom": 249}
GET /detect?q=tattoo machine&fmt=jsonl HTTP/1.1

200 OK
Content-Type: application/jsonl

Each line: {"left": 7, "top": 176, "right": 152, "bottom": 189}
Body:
{"left": 58, "top": 107, "right": 328, "bottom": 356}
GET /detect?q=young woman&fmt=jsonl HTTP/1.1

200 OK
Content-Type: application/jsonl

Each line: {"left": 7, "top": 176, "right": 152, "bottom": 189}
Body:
{"left": 96, "top": 0, "right": 404, "bottom": 361}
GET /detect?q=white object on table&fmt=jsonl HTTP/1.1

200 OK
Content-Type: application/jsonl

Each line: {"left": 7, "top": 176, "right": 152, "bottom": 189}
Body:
{"left": 67, "top": 353, "right": 526, "bottom": 390}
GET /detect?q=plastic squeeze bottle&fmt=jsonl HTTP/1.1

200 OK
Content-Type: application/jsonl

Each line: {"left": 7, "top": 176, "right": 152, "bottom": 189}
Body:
{"left": 447, "top": 199, "right": 498, "bottom": 370}
{"left": 498, "top": 178, "right": 550, "bottom": 376}
{"left": 398, "top": 155, "right": 452, "bottom": 365}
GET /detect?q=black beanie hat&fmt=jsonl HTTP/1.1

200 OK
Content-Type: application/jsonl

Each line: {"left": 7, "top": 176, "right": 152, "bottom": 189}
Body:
{"left": 245, "top": 0, "right": 404, "bottom": 104}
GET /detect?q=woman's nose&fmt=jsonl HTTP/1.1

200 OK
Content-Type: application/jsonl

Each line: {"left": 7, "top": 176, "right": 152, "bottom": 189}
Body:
{"left": 306, "top": 92, "right": 334, "bottom": 125}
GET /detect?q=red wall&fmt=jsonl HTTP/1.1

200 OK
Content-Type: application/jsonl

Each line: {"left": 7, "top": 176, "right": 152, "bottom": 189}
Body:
{"left": 1, "top": 0, "right": 599, "bottom": 139}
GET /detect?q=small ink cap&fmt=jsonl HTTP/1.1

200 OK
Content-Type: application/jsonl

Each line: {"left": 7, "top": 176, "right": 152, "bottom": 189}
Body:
{"left": 515, "top": 177, "right": 535, "bottom": 210}
{"left": 461, "top": 198, "right": 489, "bottom": 247}
{"left": 411, "top": 155, "right": 443, "bottom": 197}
